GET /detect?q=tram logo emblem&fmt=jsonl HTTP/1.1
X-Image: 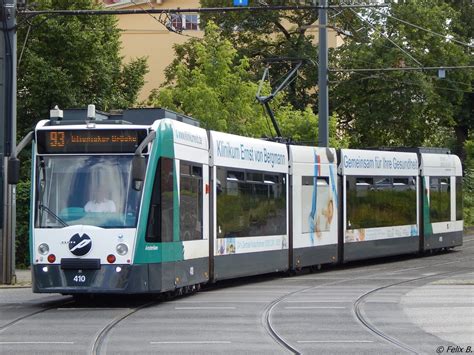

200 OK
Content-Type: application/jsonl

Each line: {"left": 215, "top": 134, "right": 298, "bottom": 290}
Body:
{"left": 69, "top": 233, "right": 92, "bottom": 256}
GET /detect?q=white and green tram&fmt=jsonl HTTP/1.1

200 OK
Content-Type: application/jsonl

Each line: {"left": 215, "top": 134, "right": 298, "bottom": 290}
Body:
{"left": 10, "top": 108, "right": 463, "bottom": 295}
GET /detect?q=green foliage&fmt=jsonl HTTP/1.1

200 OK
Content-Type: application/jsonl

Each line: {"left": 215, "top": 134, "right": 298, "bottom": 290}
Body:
{"left": 463, "top": 140, "right": 474, "bottom": 226}
{"left": 150, "top": 22, "right": 334, "bottom": 144}
{"left": 15, "top": 0, "right": 148, "bottom": 266}
{"left": 17, "top": 0, "right": 149, "bottom": 136}
{"left": 331, "top": 1, "right": 474, "bottom": 151}
{"left": 277, "top": 106, "right": 349, "bottom": 148}
{"left": 199, "top": 0, "right": 319, "bottom": 111}
{"left": 149, "top": 22, "right": 265, "bottom": 136}
{"left": 15, "top": 179, "right": 31, "bottom": 268}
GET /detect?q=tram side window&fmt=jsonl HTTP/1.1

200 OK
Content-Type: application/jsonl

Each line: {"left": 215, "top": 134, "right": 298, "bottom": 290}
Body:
{"left": 456, "top": 177, "right": 463, "bottom": 221}
{"left": 430, "top": 177, "right": 451, "bottom": 223}
{"left": 146, "top": 158, "right": 174, "bottom": 243}
{"left": 180, "top": 162, "right": 203, "bottom": 241}
{"left": 216, "top": 167, "right": 286, "bottom": 238}
{"left": 346, "top": 176, "right": 416, "bottom": 229}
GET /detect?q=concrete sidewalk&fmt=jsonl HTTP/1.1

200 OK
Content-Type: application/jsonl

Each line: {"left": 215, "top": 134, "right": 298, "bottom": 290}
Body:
{"left": 0, "top": 268, "right": 32, "bottom": 288}
{"left": 401, "top": 271, "right": 474, "bottom": 347}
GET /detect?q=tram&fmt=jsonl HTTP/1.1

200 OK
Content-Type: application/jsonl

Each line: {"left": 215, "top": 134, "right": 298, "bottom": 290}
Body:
{"left": 9, "top": 107, "right": 463, "bottom": 294}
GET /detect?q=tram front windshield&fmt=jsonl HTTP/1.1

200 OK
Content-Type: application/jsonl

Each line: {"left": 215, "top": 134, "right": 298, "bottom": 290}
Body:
{"left": 35, "top": 155, "right": 143, "bottom": 228}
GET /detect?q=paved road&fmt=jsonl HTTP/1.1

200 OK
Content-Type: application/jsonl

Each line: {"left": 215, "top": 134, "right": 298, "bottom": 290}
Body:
{"left": 0, "top": 235, "right": 473, "bottom": 354}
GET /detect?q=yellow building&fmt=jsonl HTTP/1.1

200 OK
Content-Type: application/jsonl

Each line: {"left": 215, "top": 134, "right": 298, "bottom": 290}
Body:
{"left": 104, "top": 0, "right": 342, "bottom": 102}
{"left": 103, "top": 0, "right": 202, "bottom": 102}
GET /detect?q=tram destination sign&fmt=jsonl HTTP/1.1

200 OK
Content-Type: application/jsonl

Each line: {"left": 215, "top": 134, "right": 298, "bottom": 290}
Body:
{"left": 36, "top": 129, "right": 148, "bottom": 154}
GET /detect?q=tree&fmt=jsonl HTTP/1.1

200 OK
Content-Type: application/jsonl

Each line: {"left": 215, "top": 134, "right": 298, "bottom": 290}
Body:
{"left": 15, "top": 0, "right": 148, "bottom": 266}
{"left": 331, "top": 1, "right": 473, "bottom": 151}
{"left": 149, "top": 22, "right": 269, "bottom": 137}
{"left": 444, "top": 0, "right": 474, "bottom": 161}
{"left": 17, "top": 0, "right": 148, "bottom": 136}
{"left": 149, "top": 22, "right": 346, "bottom": 146}
{"left": 152, "top": 22, "right": 273, "bottom": 137}
{"left": 463, "top": 140, "right": 474, "bottom": 225}
{"left": 195, "top": 0, "right": 320, "bottom": 111}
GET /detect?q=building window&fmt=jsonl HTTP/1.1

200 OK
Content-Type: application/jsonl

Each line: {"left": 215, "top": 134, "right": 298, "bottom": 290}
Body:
{"left": 184, "top": 15, "right": 199, "bottom": 30}
{"left": 170, "top": 14, "right": 183, "bottom": 31}
{"left": 103, "top": 0, "right": 132, "bottom": 7}
{"left": 170, "top": 14, "right": 199, "bottom": 31}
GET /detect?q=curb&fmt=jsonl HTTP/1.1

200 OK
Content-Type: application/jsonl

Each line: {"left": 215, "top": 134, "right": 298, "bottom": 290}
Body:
{"left": 464, "top": 227, "right": 474, "bottom": 236}
{"left": 0, "top": 284, "right": 31, "bottom": 289}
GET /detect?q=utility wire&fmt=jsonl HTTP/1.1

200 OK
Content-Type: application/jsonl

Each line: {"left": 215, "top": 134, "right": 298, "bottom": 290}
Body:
{"left": 331, "top": 70, "right": 473, "bottom": 94}
{"left": 330, "top": 65, "right": 474, "bottom": 72}
{"left": 19, "top": 4, "right": 390, "bottom": 18}
{"left": 17, "top": 22, "right": 31, "bottom": 68}
{"left": 371, "top": 7, "right": 474, "bottom": 49}
{"left": 349, "top": 8, "right": 423, "bottom": 67}
{"left": 130, "top": 0, "right": 166, "bottom": 28}
{"left": 329, "top": 9, "right": 473, "bottom": 91}
{"left": 330, "top": 63, "right": 474, "bottom": 90}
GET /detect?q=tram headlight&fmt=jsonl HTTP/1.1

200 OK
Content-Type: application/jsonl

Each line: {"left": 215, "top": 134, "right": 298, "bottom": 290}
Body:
{"left": 38, "top": 243, "right": 49, "bottom": 255}
{"left": 116, "top": 243, "right": 128, "bottom": 256}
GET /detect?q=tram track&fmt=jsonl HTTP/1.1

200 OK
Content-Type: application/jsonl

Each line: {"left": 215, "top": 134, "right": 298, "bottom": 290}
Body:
{"left": 0, "top": 298, "right": 74, "bottom": 334}
{"left": 261, "top": 251, "right": 474, "bottom": 354}
{"left": 0, "top": 294, "right": 159, "bottom": 355}
{"left": 89, "top": 284, "right": 203, "bottom": 354}
{"left": 353, "top": 268, "right": 469, "bottom": 354}
{"left": 90, "top": 299, "right": 159, "bottom": 355}
{"left": 1, "top": 239, "right": 471, "bottom": 353}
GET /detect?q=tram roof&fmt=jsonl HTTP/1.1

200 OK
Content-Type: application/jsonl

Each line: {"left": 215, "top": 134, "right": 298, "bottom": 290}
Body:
{"left": 50, "top": 108, "right": 200, "bottom": 127}
{"left": 371, "top": 146, "right": 451, "bottom": 154}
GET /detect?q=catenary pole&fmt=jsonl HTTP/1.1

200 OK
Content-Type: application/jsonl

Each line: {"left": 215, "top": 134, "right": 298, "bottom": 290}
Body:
{"left": 0, "top": 0, "right": 4, "bottom": 284}
{"left": 318, "top": 0, "right": 329, "bottom": 147}
{"left": 1, "top": 0, "right": 17, "bottom": 284}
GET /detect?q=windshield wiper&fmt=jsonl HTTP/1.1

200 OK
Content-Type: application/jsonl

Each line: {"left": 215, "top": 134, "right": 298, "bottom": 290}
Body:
{"left": 39, "top": 204, "right": 69, "bottom": 227}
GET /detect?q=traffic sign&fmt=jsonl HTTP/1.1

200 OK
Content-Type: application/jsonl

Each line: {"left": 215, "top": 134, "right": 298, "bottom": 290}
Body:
{"left": 233, "top": 0, "right": 249, "bottom": 6}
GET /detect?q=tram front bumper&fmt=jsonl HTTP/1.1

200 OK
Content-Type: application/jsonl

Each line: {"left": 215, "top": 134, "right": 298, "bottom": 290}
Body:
{"left": 32, "top": 264, "right": 149, "bottom": 294}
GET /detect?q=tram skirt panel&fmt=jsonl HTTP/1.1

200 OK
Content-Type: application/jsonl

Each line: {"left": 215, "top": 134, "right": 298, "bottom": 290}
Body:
{"left": 424, "top": 230, "right": 463, "bottom": 251}
{"left": 343, "top": 236, "right": 420, "bottom": 262}
{"left": 292, "top": 244, "right": 338, "bottom": 269}
{"left": 148, "top": 258, "right": 209, "bottom": 292}
{"left": 213, "top": 250, "right": 288, "bottom": 281}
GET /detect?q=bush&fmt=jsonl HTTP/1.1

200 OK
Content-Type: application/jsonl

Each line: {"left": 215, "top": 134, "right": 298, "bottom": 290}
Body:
{"left": 464, "top": 141, "right": 474, "bottom": 227}
{"left": 16, "top": 179, "right": 31, "bottom": 268}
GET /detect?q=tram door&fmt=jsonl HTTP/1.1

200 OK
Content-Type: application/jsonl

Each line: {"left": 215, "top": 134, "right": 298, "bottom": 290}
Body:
{"left": 178, "top": 161, "right": 204, "bottom": 241}
{"left": 144, "top": 120, "right": 210, "bottom": 292}
{"left": 420, "top": 153, "right": 463, "bottom": 252}
{"left": 175, "top": 159, "right": 210, "bottom": 288}
{"left": 172, "top": 122, "right": 210, "bottom": 289}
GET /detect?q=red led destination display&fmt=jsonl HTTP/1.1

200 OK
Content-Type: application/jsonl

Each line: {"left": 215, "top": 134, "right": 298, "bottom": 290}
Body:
{"left": 37, "top": 129, "right": 148, "bottom": 153}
